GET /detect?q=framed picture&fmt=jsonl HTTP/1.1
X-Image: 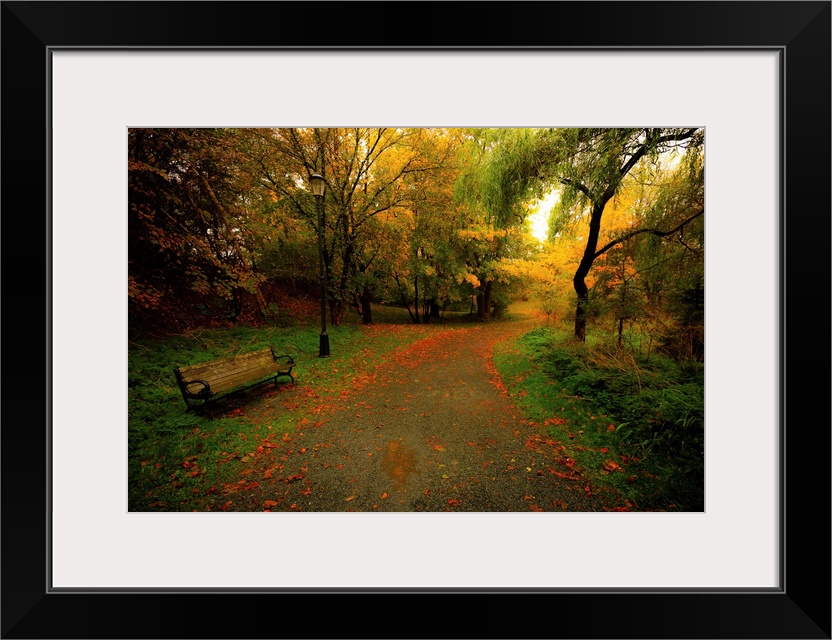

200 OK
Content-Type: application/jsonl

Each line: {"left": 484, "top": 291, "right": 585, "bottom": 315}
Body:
{"left": 3, "top": 1, "right": 829, "bottom": 638}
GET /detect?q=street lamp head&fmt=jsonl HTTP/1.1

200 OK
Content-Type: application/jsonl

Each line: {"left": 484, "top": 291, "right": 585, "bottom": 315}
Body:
{"left": 310, "top": 173, "right": 326, "bottom": 198}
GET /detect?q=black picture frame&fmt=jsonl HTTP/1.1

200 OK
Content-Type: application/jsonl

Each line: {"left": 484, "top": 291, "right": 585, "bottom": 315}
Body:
{"left": 2, "top": 2, "right": 829, "bottom": 638}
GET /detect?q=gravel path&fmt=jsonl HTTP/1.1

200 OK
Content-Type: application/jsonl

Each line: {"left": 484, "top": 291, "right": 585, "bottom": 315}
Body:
{"left": 230, "top": 313, "right": 605, "bottom": 513}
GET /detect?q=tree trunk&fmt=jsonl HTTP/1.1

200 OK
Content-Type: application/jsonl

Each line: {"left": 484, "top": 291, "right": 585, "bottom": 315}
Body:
{"left": 413, "top": 275, "right": 421, "bottom": 323}
{"left": 359, "top": 285, "right": 373, "bottom": 325}
{"left": 572, "top": 200, "right": 607, "bottom": 341}
{"left": 573, "top": 283, "right": 588, "bottom": 341}
{"left": 429, "top": 299, "right": 440, "bottom": 319}
{"left": 329, "top": 298, "right": 344, "bottom": 327}
{"left": 617, "top": 317, "right": 624, "bottom": 350}
{"left": 476, "top": 281, "right": 493, "bottom": 321}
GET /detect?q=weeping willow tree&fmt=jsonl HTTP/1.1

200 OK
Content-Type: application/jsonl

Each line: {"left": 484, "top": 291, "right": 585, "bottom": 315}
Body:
{"left": 464, "top": 127, "right": 704, "bottom": 340}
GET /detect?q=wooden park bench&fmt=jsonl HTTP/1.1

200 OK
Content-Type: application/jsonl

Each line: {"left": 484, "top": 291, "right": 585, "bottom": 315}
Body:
{"left": 173, "top": 347, "right": 295, "bottom": 410}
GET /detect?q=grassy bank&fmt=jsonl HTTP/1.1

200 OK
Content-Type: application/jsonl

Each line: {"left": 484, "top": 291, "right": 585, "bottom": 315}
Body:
{"left": 493, "top": 326, "right": 704, "bottom": 511}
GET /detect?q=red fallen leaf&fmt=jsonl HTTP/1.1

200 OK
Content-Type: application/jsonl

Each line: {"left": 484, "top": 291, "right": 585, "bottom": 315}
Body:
{"left": 523, "top": 495, "right": 534, "bottom": 501}
{"left": 607, "top": 424, "right": 616, "bottom": 432}
{"left": 299, "top": 448, "right": 307, "bottom": 454}
{"left": 182, "top": 461, "right": 194, "bottom": 468}
{"left": 568, "top": 433, "right": 575, "bottom": 439}
{"left": 286, "top": 474, "right": 304, "bottom": 482}
{"left": 282, "top": 433, "right": 291, "bottom": 442}
{"left": 425, "top": 489, "right": 431, "bottom": 495}
{"left": 600, "top": 447, "right": 608, "bottom": 453}
{"left": 187, "top": 469, "right": 200, "bottom": 477}
{"left": 262, "top": 470, "right": 273, "bottom": 479}
{"left": 627, "top": 475, "right": 636, "bottom": 483}
{"left": 218, "top": 501, "right": 233, "bottom": 511}
{"left": 263, "top": 500, "right": 279, "bottom": 507}
{"left": 562, "top": 458, "right": 575, "bottom": 468}
{"left": 529, "top": 504, "right": 543, "bottom": 512}
{"left": 381, "top": 492, "right": 389, "bottom": 499}
{"left": 466, "top": 441, "right": 476, "bottom": 446}
{"left": 448, "top": 499, "right": 460, "bottom": 506}
{"left": 551, "top": 470, "right": 576, "bottom": 480}
{"left": 433, "top": 445, "right": 444, "bottom": 451}
{"left": 602, "top": 459, "right": 621, "bottom": 472}
{"left": 301, "top": 487, "right": 312, "bottom": 496}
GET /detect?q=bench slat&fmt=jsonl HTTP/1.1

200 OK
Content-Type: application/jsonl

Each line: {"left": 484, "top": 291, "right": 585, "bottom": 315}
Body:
{"left": 178, "top": 349, "right": 277, "bottom": 380}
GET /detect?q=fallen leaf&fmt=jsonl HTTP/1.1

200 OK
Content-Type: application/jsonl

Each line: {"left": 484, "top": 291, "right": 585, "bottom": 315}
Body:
{"left": 381, "top": 493, "right": 388, "bottom": 499}
{"left": 448, "top": 499, "right": 460, "bottom": 506}
{"left": 263, "top": 500, "right": 279, "bottom": 507}
{"left": 602, "top": 459, "right": 621, "bottom": 472}
{"left": 345, "top": 495, "right": 356, "bottom": 501}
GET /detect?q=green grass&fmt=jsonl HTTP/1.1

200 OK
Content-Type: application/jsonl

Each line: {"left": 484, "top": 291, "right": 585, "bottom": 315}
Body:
{"left": 493, "top": 326, "right": 704, "bottom": 511}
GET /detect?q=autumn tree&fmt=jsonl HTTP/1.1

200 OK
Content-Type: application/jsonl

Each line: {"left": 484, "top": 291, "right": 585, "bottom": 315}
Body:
{"left": 242, "top": 128, "right": 453, "bottom": 326}
{"left": 474, "top": 127, "right": 704, "bottom": 340}
{"left": 128, "top": 128, "right": 269, "bottom": 331}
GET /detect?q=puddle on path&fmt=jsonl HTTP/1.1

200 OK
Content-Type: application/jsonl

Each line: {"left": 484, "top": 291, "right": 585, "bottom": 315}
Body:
{"left": 381, "top": 439, "right": 419, "bottom": 487}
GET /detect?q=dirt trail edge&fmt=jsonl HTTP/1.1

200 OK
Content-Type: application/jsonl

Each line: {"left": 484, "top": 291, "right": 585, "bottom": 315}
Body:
{"left": 235, "top": 318, "right": 605, "bottom": 512}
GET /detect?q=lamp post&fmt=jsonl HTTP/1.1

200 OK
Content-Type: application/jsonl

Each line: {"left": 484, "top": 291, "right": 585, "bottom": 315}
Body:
{"left": 310, "top": 173, "right": 330, "bottom": 357}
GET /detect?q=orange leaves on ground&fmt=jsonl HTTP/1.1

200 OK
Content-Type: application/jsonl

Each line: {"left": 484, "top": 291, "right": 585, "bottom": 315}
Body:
{"left": 263, "top": 500, "right": 279, "bottom": 508}
{"left": 218, "top": 501, "right": 233, "bottom": 511}
{"left": 602, "top": 460, "right": 622, "bottom": 473}
{"left": 529, "top": 504, "right": 544, "bottom": 512}
{"left": 548, "top": 467, "right": 579, "bottom": 481}
{"left": 433, "top": 445, "right": 445, "bottom": 452}
{"left": 447, "top": 499, "right": 460, "bottom": 506}
{"left": 227, "top": 408, "right": 243, "bottom": 417}
{"left": 607, "top": 424, "right": 616, "bottom": 432}
{"left": 345, "top": 495, "right": 356, "bottom": 502}
{"left": 544, "top": 417, "right": 567, "bottom": 426}
{"left": 381, "top": 492, "right": 389, "bottom": 499}
{"left": 262, "top": 469, "right": 273, "bottom": 479}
